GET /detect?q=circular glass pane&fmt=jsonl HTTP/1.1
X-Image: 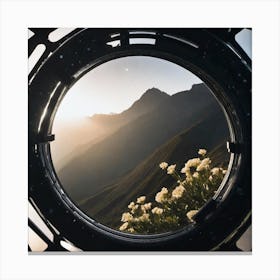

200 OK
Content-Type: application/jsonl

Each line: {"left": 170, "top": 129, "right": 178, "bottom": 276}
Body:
{"left": 51, "top": 56, "right": 230, "bottom": 235}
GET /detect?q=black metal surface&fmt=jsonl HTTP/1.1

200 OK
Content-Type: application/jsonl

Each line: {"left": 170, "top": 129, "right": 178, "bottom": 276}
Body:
{"left": 28, "top": 28, "right": 251, "bottom": 251}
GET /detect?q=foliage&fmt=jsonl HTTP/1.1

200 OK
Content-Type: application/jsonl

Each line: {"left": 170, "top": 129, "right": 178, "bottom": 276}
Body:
{"left": 119, "top": 149, "right": 227, "bottom": 234}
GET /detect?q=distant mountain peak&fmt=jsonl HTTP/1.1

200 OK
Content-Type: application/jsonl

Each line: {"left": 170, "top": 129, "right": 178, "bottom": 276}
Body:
{"left": 172, "top": 83, "right": 207, "bottom": 97}
{"left": 190, "top": 83, "right": 206, "bottom": 89}
{"left": 141, "top": 87, "right": 169, "bottom": 99}
{"left": 128, "top": 88, "right": 170, "bottom": 112}
{"left": 116, "top": 87, "right": 170, "bottom": 120}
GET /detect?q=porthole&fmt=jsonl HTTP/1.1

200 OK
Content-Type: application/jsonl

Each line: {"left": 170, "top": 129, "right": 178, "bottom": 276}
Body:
{"left": 28, "top": 28, "right": 251, "bottom": 251}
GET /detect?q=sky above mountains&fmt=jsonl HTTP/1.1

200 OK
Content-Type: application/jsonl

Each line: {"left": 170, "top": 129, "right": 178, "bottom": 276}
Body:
{"left": 54, "top": 56, "right": 202, "bottom": 122}
{"left": 53, "top": 28, "right": 252, "bottom": 124}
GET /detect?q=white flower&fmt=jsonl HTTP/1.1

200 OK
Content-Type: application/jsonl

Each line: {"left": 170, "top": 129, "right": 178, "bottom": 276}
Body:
{"left": 186, "top": 158, "right": 201, "bottom": 168}
{"left": 181, "top": 166, "right": 188, "bottom": 174}
{"left": 172, "top": 185, "right": 186, "bottom": 199}
{"left": 159, "top": 162, "right": 168, "bottom": 170}
{"left": 139, "top": 213, "right": 150, "bottom": 222}
{"left": 167, "top": 164, "right": 176, "bottom": 174}
{"left": 209, "top": 175, "right": 213, "bottom": 182}
{"left": 131, "top": 204, "right": 139, "bottom": 214}
{"left": 211, "top": 167, "right": 220, "bottom": 176}
{"left": 143, "top": 202, "right": 152, "bottom": 210}
{"left": 186, "top": 210, "right": 198, "bottom": 221}
{"left": 198, "top": 149, "right": 207, "bottom": 156}
{"left": 181, "top": 158, "right": 201, "bottom": 174}
{"left": 121, "top": 212, "right": 133, "bottom": 222}
{"left": 128, "top": 201, "right": 135, "bottom": 209}
{"left": 152, "top": 207, "right": 164, "bottom": 215}
{"left": 155, "top": 187, "right": 168, "bottom": 203}
{"left": 119, "top": 222, "right": 128, "bottom": 231}
{"left": 193, "top": 172, "right": 199, "bottom": 178}
{"left": 141, "top": 203, "right": 151, "bottom": 212}
{"left": 196, "top": 158, "right": 211, "bottom": 171}
{"left": 136, "top": 196, "right": 146, "bottom": 204}
{"left": 127, "top": 227, "right": 135, "bottom": 233}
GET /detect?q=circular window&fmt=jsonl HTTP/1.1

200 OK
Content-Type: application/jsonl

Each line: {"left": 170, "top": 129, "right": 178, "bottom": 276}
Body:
{"left": 29, "top": 28, "right": 251, "bottom": 251}
{"left": 51, "top": 56, "right": 231, "bottom": 235}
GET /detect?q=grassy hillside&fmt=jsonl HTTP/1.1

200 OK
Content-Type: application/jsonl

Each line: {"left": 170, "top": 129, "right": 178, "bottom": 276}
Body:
{"left": 53, "top": 88, "right": 170, "bottom": 170}
{"left": 78, "top": 110, "right": 230, "bottom": 228}
{"left": 58, "top": 84, "right": 223, "bottom": 201}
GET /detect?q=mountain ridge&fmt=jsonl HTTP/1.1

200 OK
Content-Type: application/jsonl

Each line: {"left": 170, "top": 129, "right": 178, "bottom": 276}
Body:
{"left": 78, "top": 109, "right": 229, "bottom": 227}
{"left": 57, "top": 83, "right": 227, "bottom": 202}
{"left": 54, "top": 87, "right": 172, "bottom": 170}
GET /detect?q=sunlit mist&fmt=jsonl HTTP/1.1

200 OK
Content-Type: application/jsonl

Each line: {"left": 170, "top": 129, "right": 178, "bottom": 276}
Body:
{"left": 54, "top": 56, "right": 202, "bottom": 123}
{"left": 51, "top": 56, "right": 202, "bottom": 168}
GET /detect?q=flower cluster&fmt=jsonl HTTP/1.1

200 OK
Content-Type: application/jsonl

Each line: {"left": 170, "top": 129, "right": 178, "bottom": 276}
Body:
{"left": 119, "top": 149, "right": 227, "bottom": 234}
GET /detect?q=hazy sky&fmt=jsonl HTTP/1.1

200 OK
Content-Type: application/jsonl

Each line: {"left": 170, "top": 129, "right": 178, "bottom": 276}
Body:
{"left": 55, "top": 56, "right": 202, "bottom": 121}
{"left": 54, "top": 28, "right": 252, "bottom": 122}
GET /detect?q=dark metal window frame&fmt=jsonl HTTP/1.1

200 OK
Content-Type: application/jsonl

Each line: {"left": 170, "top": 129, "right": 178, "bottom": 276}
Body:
{"left": 28, "top": 28, "right": 251, "bottom": 251}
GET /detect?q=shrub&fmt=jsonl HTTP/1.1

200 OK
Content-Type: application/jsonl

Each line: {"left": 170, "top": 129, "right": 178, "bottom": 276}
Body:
{"left": 119, "top": 149, "right": 227, "bottom": 234}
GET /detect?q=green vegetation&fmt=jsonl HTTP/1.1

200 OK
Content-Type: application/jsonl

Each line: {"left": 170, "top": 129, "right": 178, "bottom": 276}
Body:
{"left": 119, "top": 149, "right": 226, "bottom": 234}
{"left": 57, "top": 85, "right": 229, "bottom": 232}
{"left": 58, "top": 84, "right": 227, "bottom": 201}
{"left": 78, "top": 113, "right": 229, "bottom": 228}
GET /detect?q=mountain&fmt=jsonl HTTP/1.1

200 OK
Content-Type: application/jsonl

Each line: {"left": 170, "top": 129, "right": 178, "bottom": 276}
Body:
{"left": 58, "top": 83, "right": 229, "bottom": 202}
{"left": 90, "top": 87, "right": 170, "bottom": 127}
{"left": 52, "top": 88, "right": 170, "bottom": 169}
{"left": 78, "top": 110, "right": 230, "bottom": 227}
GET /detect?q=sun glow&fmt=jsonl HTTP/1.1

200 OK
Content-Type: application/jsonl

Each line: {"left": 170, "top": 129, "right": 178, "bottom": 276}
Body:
{"left": 53, "top": 56, "right": 201, "bottom": 124}
{"left": 55, "top": 94, "right": 97, "bottom": 122}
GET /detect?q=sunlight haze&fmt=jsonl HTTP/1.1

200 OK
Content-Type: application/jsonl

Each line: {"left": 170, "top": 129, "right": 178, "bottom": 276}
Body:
{"left": 54, "top": 56, "right": 202, "bottom": 122}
